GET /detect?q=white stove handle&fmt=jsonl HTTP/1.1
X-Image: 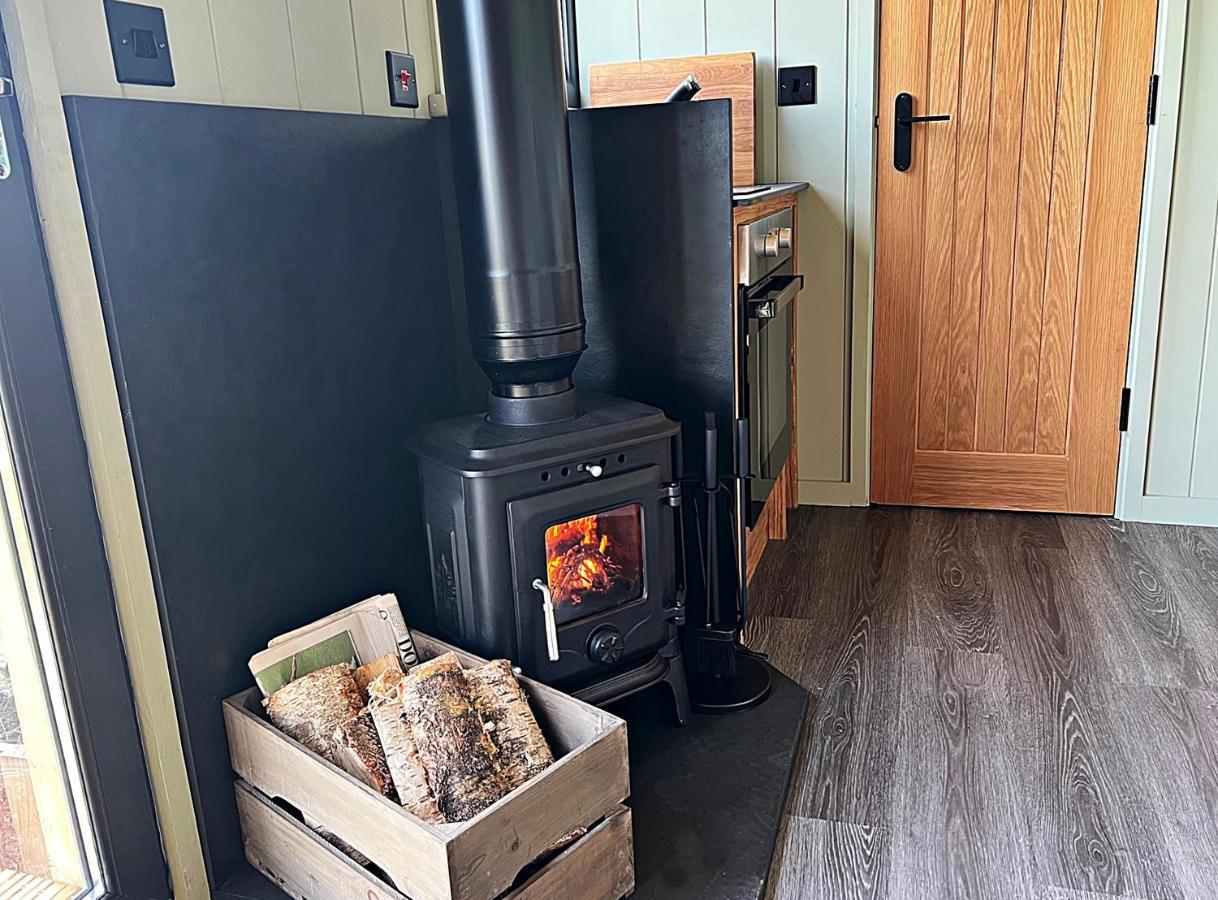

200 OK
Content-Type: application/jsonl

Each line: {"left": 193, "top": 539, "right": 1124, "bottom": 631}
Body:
{"left": 532, "top": 578, "right": 560, "bottom": 662}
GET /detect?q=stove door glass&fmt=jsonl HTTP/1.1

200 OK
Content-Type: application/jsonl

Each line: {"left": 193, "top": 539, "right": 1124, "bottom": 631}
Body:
{"left": 544, "top": 503, "right": 644, "bottom": 625}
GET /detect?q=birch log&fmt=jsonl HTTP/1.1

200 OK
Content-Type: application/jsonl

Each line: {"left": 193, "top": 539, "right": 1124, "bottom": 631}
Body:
{"left": 400, "top": 653, "right": 510, "bottom": 821}
{"left": 354, "top": 654, "right": 402, "bottom": 699}
{"left": 367, "top": 669, "right": 444, "bottom": 824}
{"left": 264, "top": 664, "right": 363, "bottom": 762}
{"left": 332, "top": 710, "right": 396, "bottom": 800}
{"left": 467, "top": 660, "right": 554, "bottom": 789}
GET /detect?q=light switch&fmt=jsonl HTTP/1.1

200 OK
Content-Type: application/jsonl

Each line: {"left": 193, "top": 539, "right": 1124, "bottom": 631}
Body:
{"left": 386, "top": 51, "right": 420, "bottom": 109}
{"left": 778, "top": 66, "right": 816, "bottom": 106}
{"left": 105, "top": 1, "right": 175, "bottom": 87}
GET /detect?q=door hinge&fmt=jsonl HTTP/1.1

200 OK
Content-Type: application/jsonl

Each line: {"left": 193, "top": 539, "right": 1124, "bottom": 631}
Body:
{"left": 1119, "top": 387, "right": 1132, "bottom": 432}
{"left": 1146, "top": 74, "right": 1160, "bottom": 125}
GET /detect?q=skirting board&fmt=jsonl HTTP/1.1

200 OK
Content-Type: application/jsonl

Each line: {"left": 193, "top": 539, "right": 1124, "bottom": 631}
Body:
{"left": 1121, "top": 496, "right": 1218, "bottom": 529}
{"left": 799, "top": 479, "right": 868, "bottom": 507}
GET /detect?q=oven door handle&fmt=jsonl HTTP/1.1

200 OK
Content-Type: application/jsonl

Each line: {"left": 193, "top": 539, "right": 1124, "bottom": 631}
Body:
{"left": 531, "top": 578, "right": 561, "bottom": 662}
{"left": 748, "top": 273, "right": 803, "bottom": 319}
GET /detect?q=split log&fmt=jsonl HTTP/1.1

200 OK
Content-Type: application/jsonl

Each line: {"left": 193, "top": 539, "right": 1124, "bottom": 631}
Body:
{"left": 265, "top": 664, "right": 363, "bottom": 762}
{"left": 400, "top": 652, "right": 510, "bottom": 822}
{"left": 355, "top": 654, "right": 403, "bottom": 700}
{"left": 332, "top": 710, "right": 396, "bottom": 801}
{"left": 466, "top": 659, "right": 554, "bottom": 789}
{"left": 367, "top": 668, "right": 444, "bottom": 824}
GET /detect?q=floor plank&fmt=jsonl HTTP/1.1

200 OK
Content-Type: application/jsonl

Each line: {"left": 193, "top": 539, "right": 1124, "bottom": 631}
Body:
{"left": 755, "top": 507, "right": 1217, "bottom": 900}
{"left": 890, "top": 649, "right": 1033, "bottom": 899}
{"left": 907, "top": 509, "right": 1000, "bottom": 653}
{"left": 769, "top": 817, "right": 888, "bottom": 900}
{"left": 789, "top": 509, "right": 910, "bottom": 825}
{"left": 1009, "top": 675, "right": 1181, "bottom": 898}
{"left": 1060, "top": 517, "right": 1208, "bottom": 688}
{"left": 742, "top": 615, "right": 819, "bottom": 687}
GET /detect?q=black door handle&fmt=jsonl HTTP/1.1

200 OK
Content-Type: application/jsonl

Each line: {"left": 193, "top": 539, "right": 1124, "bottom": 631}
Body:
{"left": 894, "top": 92, "right": 951, "bottom": 171}
{"left": 897, "top": 113, "right": 952, "bottom": 125}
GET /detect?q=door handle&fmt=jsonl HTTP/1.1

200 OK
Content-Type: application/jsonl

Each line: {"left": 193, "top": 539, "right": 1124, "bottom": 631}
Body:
{"left": 894, "top": 92, "right": 951, "bottom": 171}
{"left": 531, "top": 578, "right": 561, "bottom": 662}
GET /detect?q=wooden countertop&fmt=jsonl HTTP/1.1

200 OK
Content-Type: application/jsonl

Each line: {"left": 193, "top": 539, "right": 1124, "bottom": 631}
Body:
{"left": 731, "top": 182, "right": 809, "bottom": 208}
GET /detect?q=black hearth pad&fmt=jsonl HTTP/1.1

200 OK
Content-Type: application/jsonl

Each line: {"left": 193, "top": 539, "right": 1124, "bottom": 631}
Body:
{"left": 609, "top": 664, "right": 809, "bottom": 900}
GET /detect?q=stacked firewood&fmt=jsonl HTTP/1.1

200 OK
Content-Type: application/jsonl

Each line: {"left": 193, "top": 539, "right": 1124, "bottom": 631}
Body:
{"left": 264, "top": 651, "right": 555, "bottom": 823}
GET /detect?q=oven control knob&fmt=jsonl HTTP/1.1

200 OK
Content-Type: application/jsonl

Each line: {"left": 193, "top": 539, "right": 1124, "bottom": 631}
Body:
{"left": 777, "top": 226, "right": 793, "bottom": 250}
{"left": 758, "top": 231, "right": 780, "bottom": 258}
{"left": 588, "top": 626, "right": 624, "bottom": 665}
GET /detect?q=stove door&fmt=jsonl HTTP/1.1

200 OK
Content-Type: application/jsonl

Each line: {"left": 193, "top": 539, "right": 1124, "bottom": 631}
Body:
{"left": 507, "top": 465, "right": 676, "bottom": 682}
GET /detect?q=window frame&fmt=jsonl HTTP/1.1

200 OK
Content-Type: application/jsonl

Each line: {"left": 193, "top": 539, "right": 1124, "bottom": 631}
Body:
{"left": 0, "top": 26, "right": 171, "bottom": 900}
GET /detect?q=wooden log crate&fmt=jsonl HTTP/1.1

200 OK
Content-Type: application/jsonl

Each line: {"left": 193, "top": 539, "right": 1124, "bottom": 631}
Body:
{"left": 223, "top": 632, "right": 634, "bottom": 900}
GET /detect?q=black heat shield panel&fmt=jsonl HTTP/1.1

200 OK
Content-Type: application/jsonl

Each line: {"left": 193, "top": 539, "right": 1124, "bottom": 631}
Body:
{"left": 64, "top": 96, "right": 464, "bottom": 884}
{"left": 570, "top": 101, "right": 738, "bottom": 619}
{"left": 570, "top": 99, "right": 736, "bottom": 482}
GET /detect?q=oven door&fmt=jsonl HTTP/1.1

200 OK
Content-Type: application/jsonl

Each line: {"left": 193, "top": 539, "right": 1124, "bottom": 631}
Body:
{"left": 743, "top": 263, "right": 802, "bottom": 527}
{"left": 506, "top": 465, "right": 676, "bottom": 682}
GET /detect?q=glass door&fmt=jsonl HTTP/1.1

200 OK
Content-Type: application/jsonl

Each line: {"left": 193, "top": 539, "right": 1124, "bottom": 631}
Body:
{"left": 0, "top": 416, "right": 100, "bottom": 897}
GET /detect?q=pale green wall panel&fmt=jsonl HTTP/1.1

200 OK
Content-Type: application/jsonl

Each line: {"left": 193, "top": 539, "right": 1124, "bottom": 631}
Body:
{"left": 706, "top": 0, "right": 775, "bottom": 183}
{"left": 286, "top": 0, "right": 362, "bottom": 113}
{"left": 777, "top": 0, "right": 849, "bottom": 482}
{"left": 573, "top": 0, "right": 640, "bottom": 102}
{"left": 209, "top": 0, "right": 301, "bottom": 109}
{"left": 1145, "top": 0, "right": 1218, "bottom": 500}
{"left": 638, "top": 0, "right": 706, "bottom": 60}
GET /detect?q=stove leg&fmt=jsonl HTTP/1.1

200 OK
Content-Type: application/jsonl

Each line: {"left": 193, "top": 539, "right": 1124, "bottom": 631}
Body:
{"left": 660, "top": 631, "right": 691, "bottom": 726}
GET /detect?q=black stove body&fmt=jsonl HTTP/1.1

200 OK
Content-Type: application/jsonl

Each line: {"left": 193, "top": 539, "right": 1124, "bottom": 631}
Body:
{"left": 416, "top": 0, "right": 690, "bottom": 721}
{"left": 415, "top": 394, "right": 687, "bottom": 713}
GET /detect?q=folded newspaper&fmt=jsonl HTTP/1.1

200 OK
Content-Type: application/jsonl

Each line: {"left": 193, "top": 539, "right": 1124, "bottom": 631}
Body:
{"left": 248, "top": 593, "right": 419, "bottom": 696}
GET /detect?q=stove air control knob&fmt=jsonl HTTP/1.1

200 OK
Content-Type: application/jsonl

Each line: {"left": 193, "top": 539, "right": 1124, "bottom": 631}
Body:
{"left": 777, "top": 226, "right": 793, "bottom": 250}
{"left": 588, "top": 626, "right": 624, "bottom": 665}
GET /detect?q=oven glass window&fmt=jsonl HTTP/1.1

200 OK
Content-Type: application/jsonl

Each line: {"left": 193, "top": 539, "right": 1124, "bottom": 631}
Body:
{"left": 544, "top": 504, "right": 644, "bottom": 624}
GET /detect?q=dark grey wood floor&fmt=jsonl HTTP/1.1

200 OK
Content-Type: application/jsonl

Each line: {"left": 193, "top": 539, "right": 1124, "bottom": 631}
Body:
{"left": 745, "top": 506, "right": 1218, "bottom": 900}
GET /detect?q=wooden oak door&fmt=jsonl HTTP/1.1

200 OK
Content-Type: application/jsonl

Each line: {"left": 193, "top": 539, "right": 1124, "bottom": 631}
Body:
{"left": 872, "top": 0, "right": 1157, "bottom": 513}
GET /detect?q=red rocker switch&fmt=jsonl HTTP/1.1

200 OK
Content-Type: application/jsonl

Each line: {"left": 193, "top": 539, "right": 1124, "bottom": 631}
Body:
{"left": 386, "top": 51, "right": 419, "bottom": 109}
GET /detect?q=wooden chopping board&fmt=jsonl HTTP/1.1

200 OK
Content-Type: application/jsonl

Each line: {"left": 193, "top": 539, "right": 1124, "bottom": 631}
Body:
{"left": 587, "top": 52, "right": 755, "bottom": 186}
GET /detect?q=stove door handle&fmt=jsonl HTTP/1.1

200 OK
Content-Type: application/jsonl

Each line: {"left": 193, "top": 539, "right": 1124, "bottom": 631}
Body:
{"left": 532, "top": 578, "right": 561, "bottom": 662}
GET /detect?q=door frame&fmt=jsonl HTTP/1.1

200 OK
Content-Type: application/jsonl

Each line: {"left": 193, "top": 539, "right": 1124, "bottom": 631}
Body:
{"left": 1116, "top": 0, "right": 1218, "bottom": 527}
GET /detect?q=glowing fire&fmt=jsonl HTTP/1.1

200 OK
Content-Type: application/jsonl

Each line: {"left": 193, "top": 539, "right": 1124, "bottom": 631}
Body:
{"left": 545, "top": 515, "right": 616, "bottom": 605}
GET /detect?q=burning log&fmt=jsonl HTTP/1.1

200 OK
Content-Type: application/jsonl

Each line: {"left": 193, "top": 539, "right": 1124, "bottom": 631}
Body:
{"left": 549, "top": 543, "right": 622, "bottom": 602}
{"left": 400, "top": 653, "right": 511, "bottom": 821}
{"left": 467, "top": 660, "right": 554, "bottom": 789}
{"left": 367, "top": 669, "right": 445, "bottom": 824}
{"left": 332, "top": 710, "right": 396, "bottom": 800}
{"left": 264, "top": 664, "right": 363, "bottom": 763}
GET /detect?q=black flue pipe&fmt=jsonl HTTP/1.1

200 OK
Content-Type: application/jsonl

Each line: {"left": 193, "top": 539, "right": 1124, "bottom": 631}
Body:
{"left": 436, "top": 0, "right": 586, "bottom": 424}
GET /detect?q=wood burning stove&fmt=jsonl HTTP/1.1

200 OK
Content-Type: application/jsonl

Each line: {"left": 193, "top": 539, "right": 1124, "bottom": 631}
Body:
{"left": 414, "top": 394, "right": 688, "bottom": 719}
{"left": 416, "top": 0, "right": 689, "bottom": 721}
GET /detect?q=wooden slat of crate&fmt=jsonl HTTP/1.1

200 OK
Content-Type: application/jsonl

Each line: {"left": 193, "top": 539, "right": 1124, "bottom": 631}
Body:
{"left": 223, "top": 689, "right": 451, "bottom": 894}
{"left": 223, "top": 632, "right": 630, "bottom": 900}
{"left": 235, "top": 781, "right": 634, "bottom": 900}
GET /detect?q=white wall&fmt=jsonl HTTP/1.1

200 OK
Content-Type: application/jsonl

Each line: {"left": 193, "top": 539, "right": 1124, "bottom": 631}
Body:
{"left": 1120, "top": 0, "right": 1218, "bottom": 527}
{"left": 41, "top": 0, "right": 440, "bottom": 116}
{"left": 573, "top": 0, "right": 875, "bottom": 505}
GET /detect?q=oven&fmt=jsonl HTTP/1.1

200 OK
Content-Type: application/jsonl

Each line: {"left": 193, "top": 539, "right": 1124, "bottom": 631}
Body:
{"left": 738, "top": 208, "right": 803, "bottom": 527}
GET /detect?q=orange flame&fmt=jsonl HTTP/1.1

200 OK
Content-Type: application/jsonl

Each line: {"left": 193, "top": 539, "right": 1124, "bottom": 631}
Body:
{"left": 545, "top": 514, "right": 613, "bottom": 602}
